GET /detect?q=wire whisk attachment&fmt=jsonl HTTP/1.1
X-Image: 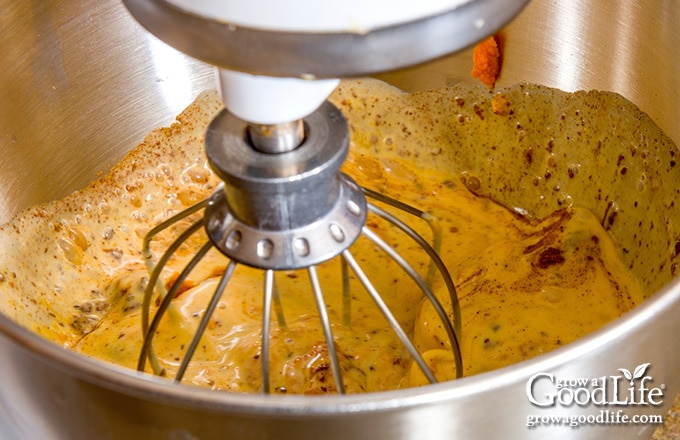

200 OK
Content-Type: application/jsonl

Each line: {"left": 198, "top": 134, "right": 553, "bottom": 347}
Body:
{"left": 137, "top": 101, "right": 462, "bottom": 394}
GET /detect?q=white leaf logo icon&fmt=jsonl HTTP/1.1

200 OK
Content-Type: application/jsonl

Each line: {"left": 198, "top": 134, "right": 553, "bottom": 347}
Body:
{"left": 633, "top": 363, "right": 651, "bottom": 380}
{"left": 618, "top": 368, "right": 633, "bottom": 382}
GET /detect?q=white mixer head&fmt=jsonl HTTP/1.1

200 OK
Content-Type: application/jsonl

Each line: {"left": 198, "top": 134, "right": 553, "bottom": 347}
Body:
{"left": 164, "top": 0, "right": 474, "bottom": 32}
{"left": 217, "top": 70, "right": 339, "bottom": 125}
{"left": 163, "top": 0, "right": 477, "bottom": 123}
{"left": 124, "top": 0, "right": 529, "bottom": 124}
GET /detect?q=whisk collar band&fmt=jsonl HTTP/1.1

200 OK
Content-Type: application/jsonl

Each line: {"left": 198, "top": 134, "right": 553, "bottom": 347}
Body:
{"left": 204, "top": 174, "right": 366, "bottom": 270}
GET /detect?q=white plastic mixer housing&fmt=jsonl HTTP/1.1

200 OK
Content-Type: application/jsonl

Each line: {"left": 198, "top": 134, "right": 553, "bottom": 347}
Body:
{"left": 165, "top": 0, "right": 473, "bottom": 124}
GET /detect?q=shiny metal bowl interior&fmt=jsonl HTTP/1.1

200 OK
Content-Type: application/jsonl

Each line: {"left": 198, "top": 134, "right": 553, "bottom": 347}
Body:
{"left": 0, "top": 1, "right": 679, "bottom": 439}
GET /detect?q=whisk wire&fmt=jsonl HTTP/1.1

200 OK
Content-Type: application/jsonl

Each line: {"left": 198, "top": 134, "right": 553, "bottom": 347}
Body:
{"left": 141, "top": 207, "right": 207, "bottom": 336}
{"left": 308, "top": 265, "right": 345, "bottom": 394}
{"left": 271, "top": 277, "right": 287, "bottom": 329}
{"left": 363, "top": 187, "right": 445, "bottom": 287}
{"left": 142, "top": 198, "right": 209, "bottom": 260}
{"left": 175, "top": 259, "right": 238, "bottom": 382}
{"left": 363, "top": 185, "right": 445, "bottom": 287}
{"left": 366, "top": 197, "right": 462, "bottom": 341}
{"left": 342, "top": 247, "right": 438, "bottom": 384}
{"left": 341, "top": 257, "right": 351, "bottom": 327}
{"left": 139, "top": 238, "right": 212, "bottom": 374}
{"left": 365, "top": 203, "right": 463, "bottom": 377}
{"left": 140, "top": 215, "right": 206, "bottom": 374}
{"left": 261, "top": 269, "right": 275, "bottom": 393}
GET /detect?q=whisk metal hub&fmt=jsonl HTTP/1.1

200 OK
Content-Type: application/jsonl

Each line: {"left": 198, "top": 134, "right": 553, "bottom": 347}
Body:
{"left": 204, "top": 175, "right": 366, "bottom": 270}
{"left": 203, "top": 101, "right": 366, "bottom": 270}
{"left": 205, "top": 101, "right": 350, "bottom": 230}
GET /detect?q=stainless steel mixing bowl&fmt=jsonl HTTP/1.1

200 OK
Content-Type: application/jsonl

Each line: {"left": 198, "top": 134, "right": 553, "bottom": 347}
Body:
{"left": 0, "top": 1, "right": 678, "bottom": 439}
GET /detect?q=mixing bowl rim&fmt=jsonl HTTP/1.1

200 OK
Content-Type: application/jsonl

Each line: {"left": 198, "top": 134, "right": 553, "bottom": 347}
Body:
{"left": 1, "top": 274, "right": 677, "bottom": 416}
